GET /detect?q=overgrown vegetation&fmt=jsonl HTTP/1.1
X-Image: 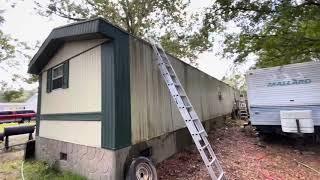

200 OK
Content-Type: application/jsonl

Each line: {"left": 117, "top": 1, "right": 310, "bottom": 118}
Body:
{"left": 0, "top": 160, "right": 86, "bottom": 180}
{"left": 24, "top": 161, "right": 86, "bottom": 180}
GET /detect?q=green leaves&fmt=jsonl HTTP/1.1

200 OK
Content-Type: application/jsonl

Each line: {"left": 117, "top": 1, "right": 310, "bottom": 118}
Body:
{"left": 206, "top": 0, "right": 320, "bottom": 68}
{"left": 2, "top": 88, "right": 24, "bottom": 102}
{"left": 35, "top": 0, "right": 212, "bottom": 63}
{"left": 0, "top": 11, "right": 15, "bottom": 62}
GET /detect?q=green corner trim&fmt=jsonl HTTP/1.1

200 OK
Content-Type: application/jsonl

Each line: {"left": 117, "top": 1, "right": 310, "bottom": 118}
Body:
{"left": 101, "top": 32, "right": 131, "bottom": 150}
{"left": 36, "top": 74, "right": 42, "bottom": 136}
{"left": 40, "top": 112, "right": 101, "bottom": 121}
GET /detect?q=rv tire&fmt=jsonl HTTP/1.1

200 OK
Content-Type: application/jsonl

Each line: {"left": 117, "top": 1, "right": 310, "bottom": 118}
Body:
{"left": 125, "top": 156, "right": 157, "bottom": 180}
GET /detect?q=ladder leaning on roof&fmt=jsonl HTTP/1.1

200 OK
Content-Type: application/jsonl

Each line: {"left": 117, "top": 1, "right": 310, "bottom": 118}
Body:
{"left": 150, "top": 41, "right": 225, "bottom": 180}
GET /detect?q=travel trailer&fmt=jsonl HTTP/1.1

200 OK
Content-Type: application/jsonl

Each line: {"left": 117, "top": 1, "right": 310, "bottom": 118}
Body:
{"left": 247, "top": 61, "right": 320, "bottom": 135}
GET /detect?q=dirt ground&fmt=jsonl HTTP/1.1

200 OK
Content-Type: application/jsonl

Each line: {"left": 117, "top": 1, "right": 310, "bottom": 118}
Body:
{"left": 0, "top": 121, "right": 319, "bottom": 180}
{"left": 157, "top": 120, "right": 320, "bottom": 180}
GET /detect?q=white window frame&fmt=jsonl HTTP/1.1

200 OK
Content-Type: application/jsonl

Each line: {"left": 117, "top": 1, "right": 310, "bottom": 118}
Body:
{"left": 51, "top": 64, "right": 64, "bottom": 90}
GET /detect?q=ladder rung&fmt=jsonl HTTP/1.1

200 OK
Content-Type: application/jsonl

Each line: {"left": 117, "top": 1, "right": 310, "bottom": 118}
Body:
{"left": 198, "top": 129, "right": 206, "bottom": 134}
{"left": 200, "top": 143, "right": 209, "bottom": 150}
{"left": 217, "top": 172, "right": 224, "bottom": 180}
{"left": 168, "top": 82, "right": 180, "bottom": 86}
{"left": 185, "top": 105, "right": 192, "bottom": 109}
{"left": 207, "top": 156, "right": 217, "bottom": 166}
{"left": 163, "top": 72, "right": 175, "bottom": 77}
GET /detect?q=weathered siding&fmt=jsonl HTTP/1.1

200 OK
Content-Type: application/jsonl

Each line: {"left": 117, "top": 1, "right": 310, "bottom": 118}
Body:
{"left": 129, "top": 37, "right": 238, "bottom": 144}
{"left": 41, "top": 42, "right": 102, "bottom": 114}
{"left": 39, "top": 120, "right": 101, "bottom": 147}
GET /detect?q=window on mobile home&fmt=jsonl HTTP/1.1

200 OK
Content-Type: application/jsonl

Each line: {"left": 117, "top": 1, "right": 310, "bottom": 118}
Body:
{"left": 52, "top": 64, "right": 64, "bottom": 90}
{"left": 46, "top": 61, "right": 69, "bottom": 93}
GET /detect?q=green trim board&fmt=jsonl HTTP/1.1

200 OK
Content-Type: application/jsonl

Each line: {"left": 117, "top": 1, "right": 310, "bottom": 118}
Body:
{"left": 101, "top": 38, "right": 131, "bottom": 150}
{"left": 36, "top": 74, "right": 42, "bottom": 136}
{"left": 40, "top": 112, "right": 101, "bottom": 121}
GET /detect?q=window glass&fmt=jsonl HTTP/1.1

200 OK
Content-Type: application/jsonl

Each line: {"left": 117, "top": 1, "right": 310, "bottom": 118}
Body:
{"left": 52, "top": 65, "right": 64, "bottom": 90}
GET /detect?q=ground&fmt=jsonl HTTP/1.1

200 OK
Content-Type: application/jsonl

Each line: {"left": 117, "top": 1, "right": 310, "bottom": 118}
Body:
{"left": 0, "top": 122, "right": 84, "bottom": 180}
{"left": 0, "top": 120, "right": 319, "bottom": 179}
{"left": 157, "top": 119, "right": 320, "bottom": 180}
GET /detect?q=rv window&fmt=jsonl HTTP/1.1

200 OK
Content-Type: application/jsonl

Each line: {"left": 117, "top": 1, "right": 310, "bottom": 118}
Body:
{"left": 52, "top": 64, "right": 64, "bottom": 90}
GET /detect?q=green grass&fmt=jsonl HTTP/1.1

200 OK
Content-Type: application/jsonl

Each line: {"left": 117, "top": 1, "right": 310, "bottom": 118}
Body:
{"left": 0, "top": 160, "right": 86, "bottom": 180}
{"left": 24, "top": 161, "right": 86, "bottom": 180}
{"left": 0, "top": 122, "right": 36, "bottom": 133}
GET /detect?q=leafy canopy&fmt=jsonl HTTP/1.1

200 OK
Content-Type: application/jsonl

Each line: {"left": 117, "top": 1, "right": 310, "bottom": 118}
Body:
{"left": 0, "top": 10, "right": 15, "bottom": 62}
{"left": 205, "top": 0, "right": 320, "bottom": 68}
{"left": 2, "top": 88, "right": 24, "bottom": 102}
{"left": 0, "top": 4, "right": 39, "bottom": 89}
{"left": 35, "top": 0, "right": 213, "bottom": 64}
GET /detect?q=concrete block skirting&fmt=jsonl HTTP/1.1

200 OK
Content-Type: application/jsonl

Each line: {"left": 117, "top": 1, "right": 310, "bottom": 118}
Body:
{"left": 35, "top": 115, "right": 227, "bottom": 180}
{"left": 35, "top": 136, "right": 131, "bottom": 179}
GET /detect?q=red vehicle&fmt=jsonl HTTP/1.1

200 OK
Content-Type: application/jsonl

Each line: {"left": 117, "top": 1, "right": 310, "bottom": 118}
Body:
{"left": 0, "top": 110, "right": 36, "bottom": 124}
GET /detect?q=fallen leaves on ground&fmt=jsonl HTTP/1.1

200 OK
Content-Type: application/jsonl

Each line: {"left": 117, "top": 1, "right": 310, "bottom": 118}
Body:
{"left": 157, "top": 120, "right": 320, "bottom": 180}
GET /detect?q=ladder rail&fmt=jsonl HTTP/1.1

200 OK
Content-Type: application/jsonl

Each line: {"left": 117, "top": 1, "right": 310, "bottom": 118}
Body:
{"left": 151, "top": 42, "right": 226, "bottom": 180}
{"left": 153, "top": 45, "right": 207, "bottom": 136}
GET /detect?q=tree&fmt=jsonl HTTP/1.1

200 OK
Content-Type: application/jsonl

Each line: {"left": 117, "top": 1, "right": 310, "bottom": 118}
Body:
{"left": 0, "top": 3, "right": 39, "bottom": 90}
{"left": 35, "top": 0, "right": 212, "bottom": 64}
{"left": 205, "top": 0, "right": 320, "bottom": 68}
{"left": 222, "top": 74, "right": 247, "bottom": 93}
{"left": 2, "top": 88, "right": 24, "bottom": 102}
{"left": 0, "top": 10, "right": 15, "bottom": 62}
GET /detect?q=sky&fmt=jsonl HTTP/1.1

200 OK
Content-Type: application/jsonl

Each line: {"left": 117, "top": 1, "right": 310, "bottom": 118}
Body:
{"left": 0, "top": 0, "right": 254, "bottom": 90}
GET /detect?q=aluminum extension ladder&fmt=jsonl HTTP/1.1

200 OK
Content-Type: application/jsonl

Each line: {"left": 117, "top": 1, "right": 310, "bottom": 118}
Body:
{"left": 151, "top": 42, "right": 225, "bottom": 180}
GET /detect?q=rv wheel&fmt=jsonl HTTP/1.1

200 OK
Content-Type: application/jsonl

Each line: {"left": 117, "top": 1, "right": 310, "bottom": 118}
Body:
{"left": 126, "top": 156, "right": 158, "bottom": 180}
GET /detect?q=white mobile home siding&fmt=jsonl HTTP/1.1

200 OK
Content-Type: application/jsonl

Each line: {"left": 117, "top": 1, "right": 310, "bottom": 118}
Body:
{"left": 39, "top": 39, "right": 103, "bottom": 147}
{"left": 41, "top": 40, "right": 102, "bottom": 114}
{"left": 129, "top": 37, "right": 239, "bottom": 144}
{"left": 247, "top": 61, "right": 320, "bottom": 126}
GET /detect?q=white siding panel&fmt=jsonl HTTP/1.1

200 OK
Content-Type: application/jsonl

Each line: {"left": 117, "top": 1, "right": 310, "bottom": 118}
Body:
{"left": 43, "top": 39, "right": 106, "bottom": 71}
{"left": 247, "top": 61, "right": 320, "bottom": 126}
{"left": 250, "top": 106, "right": 320, "bottom": 126}
{"left": 247, "top": 61, "right": 320, "bottom": 106}
{"left": 41, "top": 46, "right": 101, "bottom": 114}
{"left": 39, "top": 120, "right": 101, "bottom": 147}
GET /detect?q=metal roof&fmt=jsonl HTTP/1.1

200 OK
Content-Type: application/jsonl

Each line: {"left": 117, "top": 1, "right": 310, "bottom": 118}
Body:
{"left": 28, "top": 17, "right": 129, "bottom": 74}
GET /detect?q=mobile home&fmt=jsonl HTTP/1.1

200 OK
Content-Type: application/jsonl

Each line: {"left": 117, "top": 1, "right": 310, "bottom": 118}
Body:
{"left": 247, "top": 61, "right": 320, "bottom": 134}
{"left": 28, "top": 18, "right": 239, "bottom": 179}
